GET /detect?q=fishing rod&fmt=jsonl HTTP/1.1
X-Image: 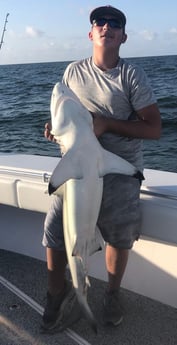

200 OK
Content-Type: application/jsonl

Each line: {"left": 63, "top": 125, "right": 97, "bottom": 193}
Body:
{"left": 0, "top": 13, "right": 10, "bottom": 50}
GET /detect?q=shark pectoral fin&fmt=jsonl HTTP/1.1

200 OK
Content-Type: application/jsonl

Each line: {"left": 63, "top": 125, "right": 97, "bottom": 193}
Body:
{"left": 100, "top": 149, "right": 144, "bottom": 182}
{"left": 100, "top": 149, "right": 136, "bottom": 176}
{"left": 48, "top": 151, "right": 83, "bottom": 195}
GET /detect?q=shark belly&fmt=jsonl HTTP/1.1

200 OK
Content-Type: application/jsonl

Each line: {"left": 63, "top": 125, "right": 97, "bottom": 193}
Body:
{"left": 63, "top": 175, "right": 103, "bottom": 283}
{"left": 63, "top": 176, "right": 103, "bottom": 332}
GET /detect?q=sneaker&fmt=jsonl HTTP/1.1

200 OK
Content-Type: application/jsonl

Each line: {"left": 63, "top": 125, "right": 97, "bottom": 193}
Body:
{"left": 41, "top": 281, "right": 81, "bottom": 332}
{"left": 103, "top": 290, "right": 123, "bottom": 326}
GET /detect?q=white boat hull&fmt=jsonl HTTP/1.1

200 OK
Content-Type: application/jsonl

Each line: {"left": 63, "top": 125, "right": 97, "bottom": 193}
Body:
{"left": 0, "top": 154, "right": 177, "bottom": 308}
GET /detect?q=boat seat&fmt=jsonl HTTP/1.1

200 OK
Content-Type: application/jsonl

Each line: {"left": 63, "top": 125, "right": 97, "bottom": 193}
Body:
{"left": 0, "top": 154, "right": 60, "bottom": 213}
{"left": 0, "top": 176, "right": 52, "bottom": 213}
{"left": 140, "top": 183, "right": 177, "bottom": 245}
{"left": 17, "top": 180, "right": 52, "bottom": 213}
{"left": 0, "top": 176, "right": 19, "bottom": 207}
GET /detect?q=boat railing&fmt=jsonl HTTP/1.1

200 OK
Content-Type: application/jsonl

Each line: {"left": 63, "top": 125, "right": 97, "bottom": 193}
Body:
{"left": 1, "top": 166, "right": 177, "bottom": 202}
{"left": 140, "top": 188, "right": 177, "bottom": 202}
{"left": 0, "top": 168, "right": 51, "bottom": 183}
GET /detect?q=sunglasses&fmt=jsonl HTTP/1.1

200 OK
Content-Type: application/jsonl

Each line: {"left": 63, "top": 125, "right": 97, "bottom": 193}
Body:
{"left": 92, "top": 18, "right": 123, "bottom": 29}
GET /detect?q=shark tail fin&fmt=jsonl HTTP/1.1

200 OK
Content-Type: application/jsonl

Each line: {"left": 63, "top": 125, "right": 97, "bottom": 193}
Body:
{"left": 76, "top": 291, "right": 97, "bottom": 334}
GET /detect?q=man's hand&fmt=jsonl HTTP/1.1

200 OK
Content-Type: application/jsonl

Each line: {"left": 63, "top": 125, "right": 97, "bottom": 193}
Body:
{"left": 44, "top": 122, "right": 56, "bottom": 142}
{"left": 91, "top": 113, "right": 109, "bottom": 137}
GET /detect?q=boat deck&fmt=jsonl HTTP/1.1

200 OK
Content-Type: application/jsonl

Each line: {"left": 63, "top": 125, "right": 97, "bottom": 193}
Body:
{"left": 0, "top": 249, "right": 176, "bottom": 345}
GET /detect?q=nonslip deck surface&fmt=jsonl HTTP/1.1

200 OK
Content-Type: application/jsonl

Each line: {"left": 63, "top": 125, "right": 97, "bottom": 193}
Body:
{"left": 0, "top": 249, "right": 177, "bottom": 345}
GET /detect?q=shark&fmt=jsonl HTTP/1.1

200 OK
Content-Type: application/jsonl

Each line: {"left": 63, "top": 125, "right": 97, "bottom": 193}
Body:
{"left": 48, "top": 82, "right": 144, "bottom": 333}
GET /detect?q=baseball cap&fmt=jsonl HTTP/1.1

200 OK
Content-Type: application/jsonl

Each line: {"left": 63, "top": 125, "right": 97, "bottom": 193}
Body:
{"left": 90, "top": 5, "right": 126, "bottom": 26}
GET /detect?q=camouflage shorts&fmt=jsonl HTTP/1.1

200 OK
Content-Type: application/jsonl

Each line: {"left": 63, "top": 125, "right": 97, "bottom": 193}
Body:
{"left": 42, "top": 174, "right": 141, "bottom": 250}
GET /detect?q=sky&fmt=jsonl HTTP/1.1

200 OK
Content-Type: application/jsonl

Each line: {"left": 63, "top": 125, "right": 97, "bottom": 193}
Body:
{"left": 0, "top": 0, "right": 177, "bottom": 65}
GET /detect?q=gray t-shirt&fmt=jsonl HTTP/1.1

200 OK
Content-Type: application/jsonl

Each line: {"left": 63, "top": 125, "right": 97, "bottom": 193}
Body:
{"left": 62, "top": 57, "right": 156, "bottom": 171}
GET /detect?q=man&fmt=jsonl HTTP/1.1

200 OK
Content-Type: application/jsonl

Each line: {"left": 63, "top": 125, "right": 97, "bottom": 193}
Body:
{"left": 42, "top": 5, "right": 161, "bottom": 330}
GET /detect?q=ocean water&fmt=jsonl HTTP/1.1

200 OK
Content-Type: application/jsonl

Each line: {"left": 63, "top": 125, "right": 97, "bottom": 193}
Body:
{"left": 0, "top": 55, "right": 177, "bottom": 173}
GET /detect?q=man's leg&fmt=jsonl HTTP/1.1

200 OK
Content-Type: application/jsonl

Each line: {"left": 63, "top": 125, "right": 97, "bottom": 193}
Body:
{"left": 42, "top": 248, "right": 70, "bottom": 330}
{"left": 46, "top": 247, "right": 67, "bottom": 296}
{"left": 42, "top": 195, "right": 79, "bottom": 331}
{"left": 103, "top": 245, "right": 129, "bottom": 326}
{"left": 105, "top": 245, "right": 129, "bottom": 292}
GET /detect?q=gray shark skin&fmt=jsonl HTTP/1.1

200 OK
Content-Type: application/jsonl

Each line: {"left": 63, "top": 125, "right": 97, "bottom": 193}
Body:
{"left": 48, "top": 82, "right": 144, "bottom": 333}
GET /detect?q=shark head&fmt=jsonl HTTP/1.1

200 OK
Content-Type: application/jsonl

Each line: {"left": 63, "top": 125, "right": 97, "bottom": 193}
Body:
{"left": 50, "top": 82, "right": 93, "bottom": 139}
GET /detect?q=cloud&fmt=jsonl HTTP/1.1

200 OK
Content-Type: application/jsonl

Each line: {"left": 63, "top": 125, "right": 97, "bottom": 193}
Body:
{"left": 25, "top": 26, "right": 45, "bottom": 38}
{"left": 169, "top": 27, "right": 177, "bottom": 35}
{"left": 163, "top": 27, "right": 177, "bottom": 43}
{"left": 139, "top": 30, "right": 157, "bottom": 41}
